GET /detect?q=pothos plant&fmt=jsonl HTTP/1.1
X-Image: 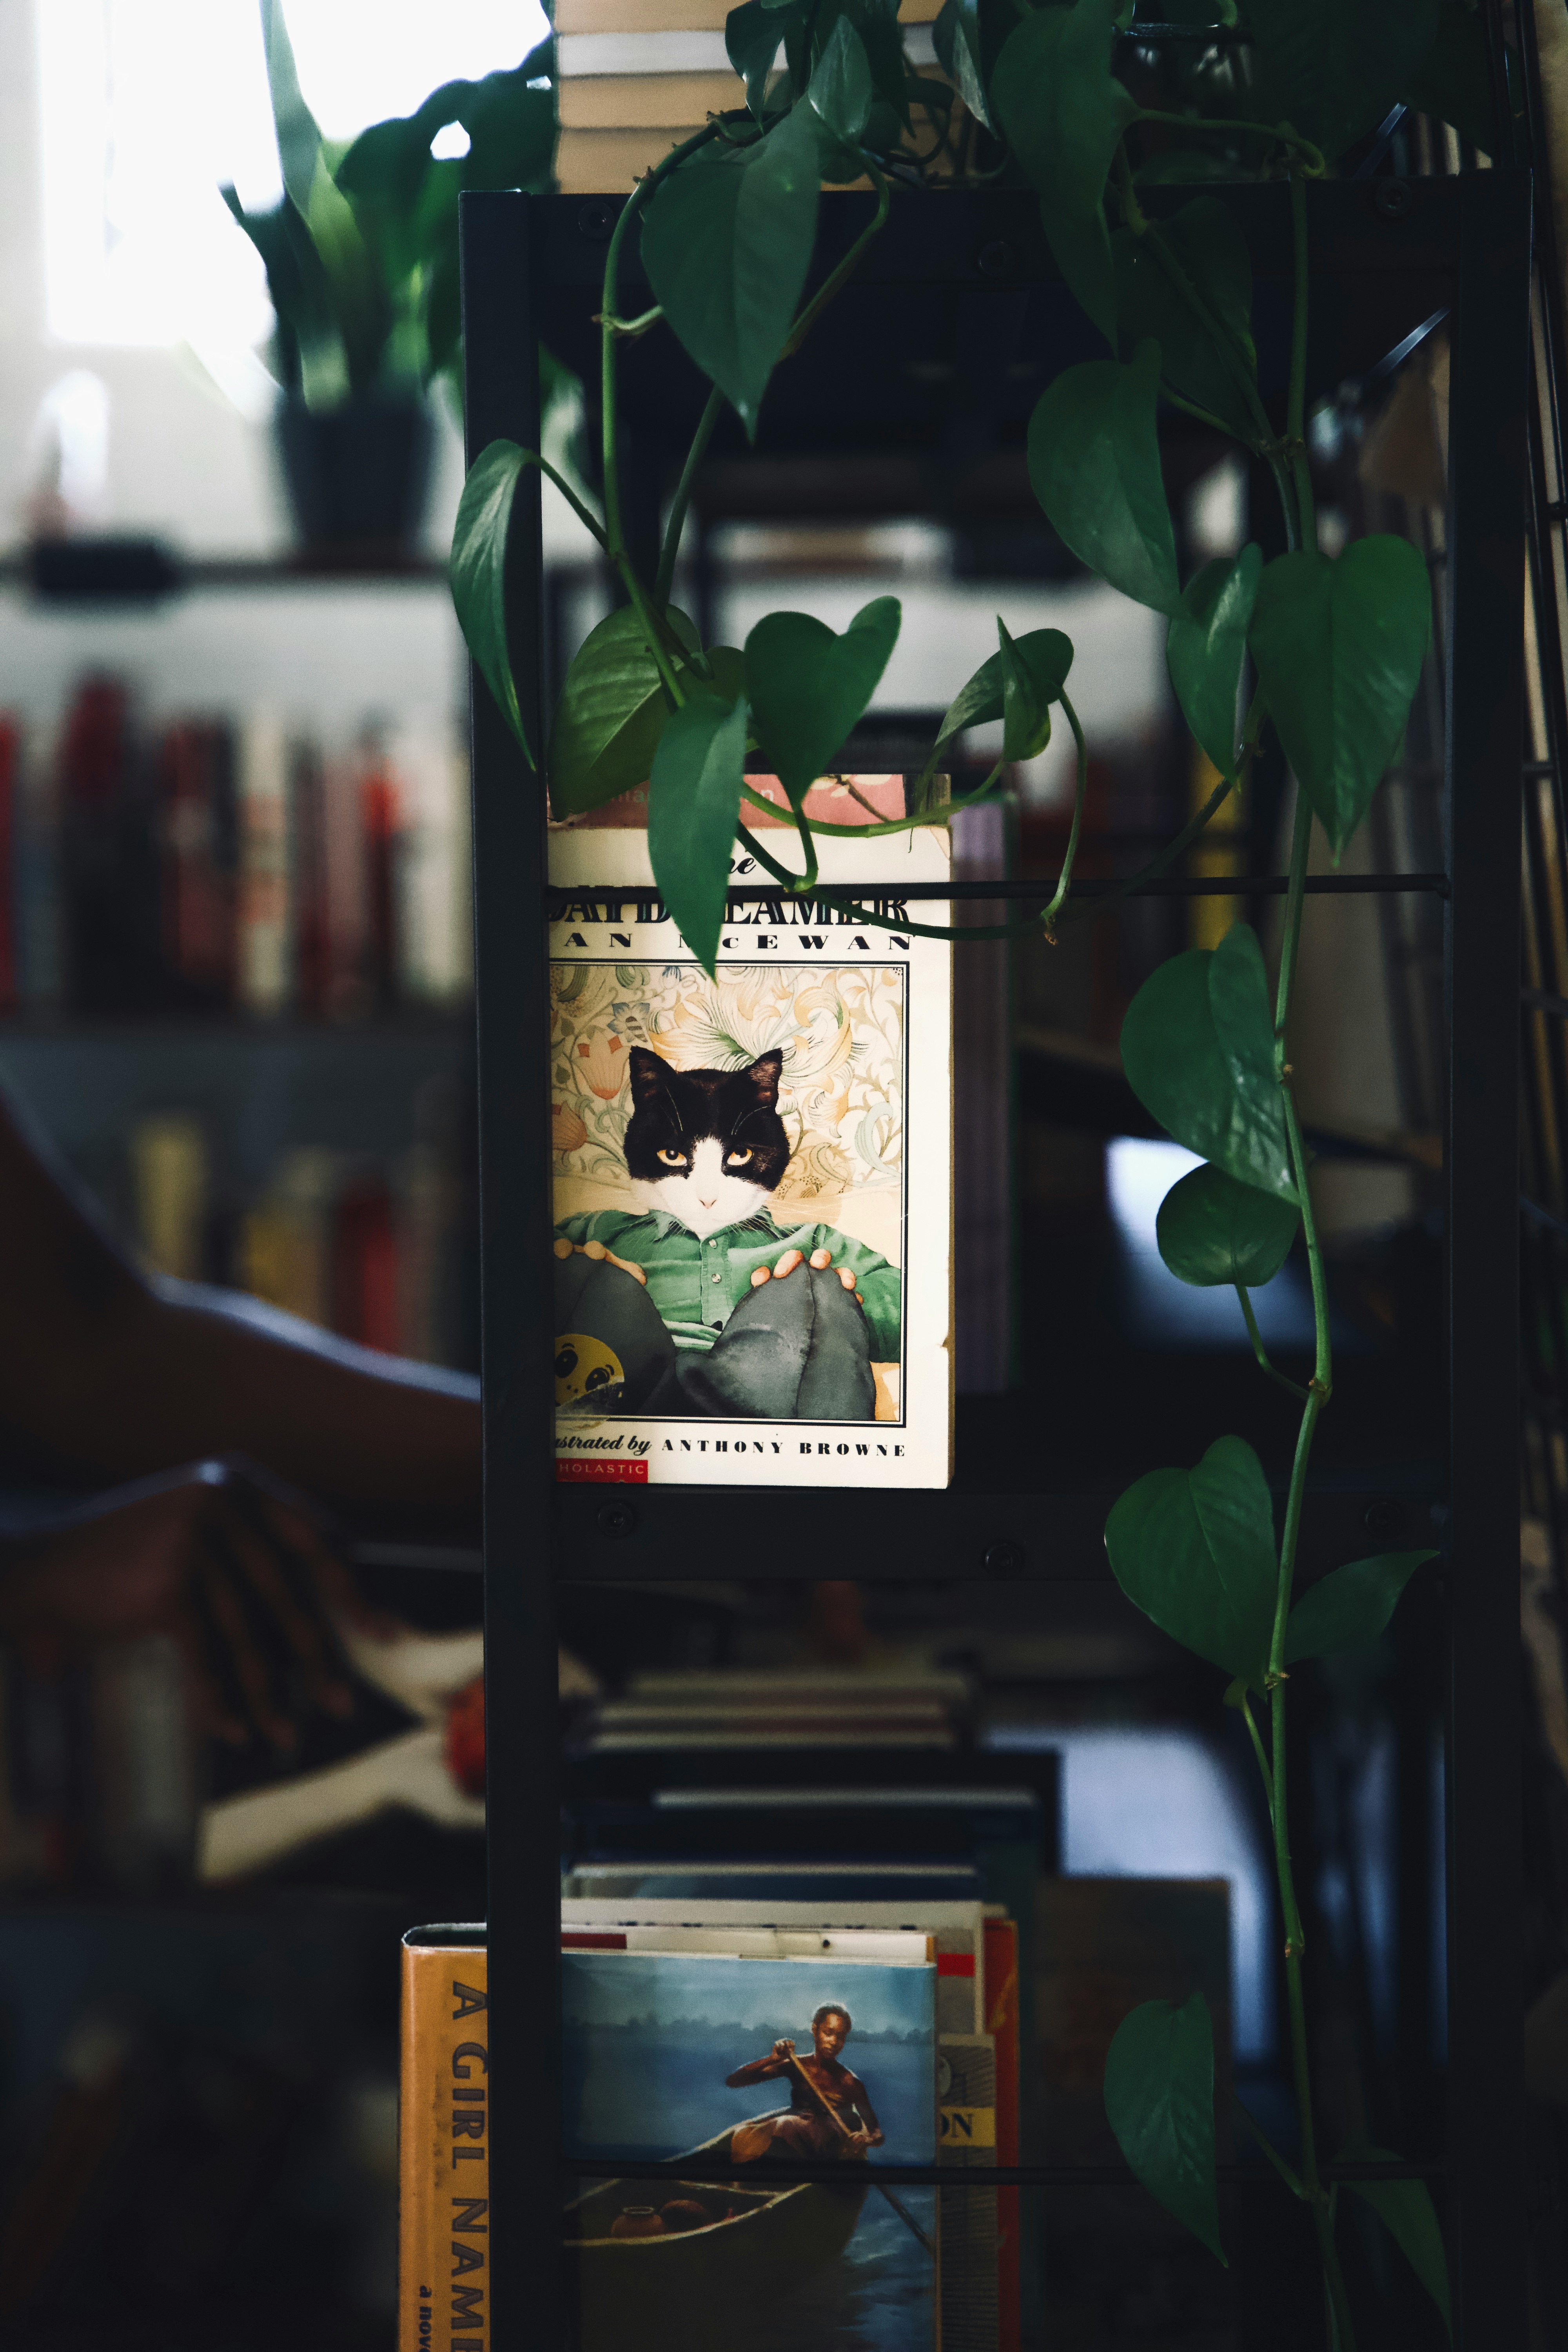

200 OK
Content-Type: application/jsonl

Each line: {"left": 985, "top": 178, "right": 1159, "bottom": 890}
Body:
{"left": 452, "top": 0, "right": 1493, "bottom": 2339}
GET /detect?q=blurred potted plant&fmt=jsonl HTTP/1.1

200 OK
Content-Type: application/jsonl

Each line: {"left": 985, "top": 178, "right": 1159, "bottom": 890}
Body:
{"left": 224, "top": 0, "right": 555, "bottom": 562}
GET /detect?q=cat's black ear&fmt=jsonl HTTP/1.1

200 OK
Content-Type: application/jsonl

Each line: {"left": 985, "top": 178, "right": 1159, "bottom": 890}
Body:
{"left": 628, "top": 1047, "right": 671, "bottom": 1103}
{"left": 746, "top": 1051, "right": 784, "bottom": 1107}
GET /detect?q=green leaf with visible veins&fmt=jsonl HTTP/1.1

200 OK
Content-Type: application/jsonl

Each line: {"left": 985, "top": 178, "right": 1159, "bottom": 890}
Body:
{"left": 549, "top": 607, "right": 701, "bottom": 817}
{"left": 998, "top": 618, "right": 1068, "bottom": 760}
{"left": 648, "top": 691, "right": 750, "bottom": 973}
{"left": 933, "top": 0, "right": 992, "bottom": 131}
{"left": 1245, "top": 0, "right": 1440, "bottom": 161}
{"left": 1028, "top": 343, "right": 1179, "bottom": 615}
{"left": 1104, "top": 1996, "right": 1227, "bottom": 2265}
{"left": 745, "top": 596, "right": 901, "bottom": 804}
{"left": 993, "top": 0, "right": 1134, "bottom": 350}
{"left": 1156, "top": 1161, "right": 1298, "bottom": 1288}
{"left": 1105, "top": 1435, "right": 1278, "bottom": 1682}
{"left": 641, "top": 103, "right": 820, "bottom": 438}
{"left": 1121, "top": 924, "right": 1297, "bottom": 1200}
{"left": 1112, "top": 198, "right": 1257, "bottom": 441}
{"left": 1249, "top": 538, "right": 1433, "bottom": 860}
{"left": 936, "top": 629, "right": 1074, "bottom": 750}
{"left": 450, "top": 440, "right": 531, "bottom": 760}
{"left": 1167, "top": 546, "right": 1261, "bottom": 777}
{"left": 1286, "top": 1551, "right": 1437, "bottom": 1664}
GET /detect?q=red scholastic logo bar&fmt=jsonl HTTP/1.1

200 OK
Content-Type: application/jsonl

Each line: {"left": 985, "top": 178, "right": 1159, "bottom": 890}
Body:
{"left": 555, "top": 1458, "right": 648, "bottom": 1484}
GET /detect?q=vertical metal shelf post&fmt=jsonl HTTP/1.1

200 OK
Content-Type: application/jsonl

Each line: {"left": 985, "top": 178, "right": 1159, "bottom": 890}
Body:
{"left": 460, "top": 189, "right": 566, "bottom": 2348}
{"left": 1444, "top": 162, "right": 1531, "bottom": 2342}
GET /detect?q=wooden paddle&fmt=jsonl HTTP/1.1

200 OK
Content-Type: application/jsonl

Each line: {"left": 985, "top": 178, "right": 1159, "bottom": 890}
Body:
{"left": 784, "top": 2051, "right": 936, "bottom": 2260}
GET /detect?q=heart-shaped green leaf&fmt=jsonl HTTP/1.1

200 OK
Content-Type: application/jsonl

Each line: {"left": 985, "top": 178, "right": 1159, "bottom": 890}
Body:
{"left": 1249, "top": 538, "right": 1432, "bottom": 860}
{"left": 450, "top": 439, "right": 530, "bottom": 760}
{"left": 1338, "top": 2141, "right": 1452, "bottom": 2338}
{"left": 1105, "top": 1434, "right": 1278, "bottom": 1681}
{"left": 993, "top": 0, "right": 1135, "bottom": 350}
{"left": 1121, "top": 924, "right": 1296, "bottom": 1200}
{"left": 1112, "top": 198, "right": 1257, "bottom": 441}
{"left": 998, "top": 618, "right": 1065, "bottom": 760}
{"left": 1156, "top": 1161, "right": 1299, "bottom": 1289}
{"left": 1247, "top": 0, "right": 1440, "bottom": 160}
{"left": 745, "top": 595, "right": 900, "bottom": 803}
{"left": 1104, "top": 1996, "right": 1226, "bottom": 2266}
{"left": 932, "top": 0, "right": 993, "bottom": 130}
{"left": 549, "top": 606, "right": 701, "bottom": 817}
{"left": 647, "top": 690, "right": 749, "bottom": 974}
{"left": 726, "top": 0, "right": 784, "bottom": 115}
{"left": 641, "top": 103, "right": 819, "bottom": 437}
{"left": 1028, "top": 343, "right": 1180, "bottom": 615}
{"left": 936, "top": 629, "right": 1074, "bottom": 750}
{"left": 806, "top": 14, "right": 873, "bottom": 143}
{"left": 1285, "top": 1550, "right": 1436, "bottom": 1665}
{"left": 1167, "top": 546, "right": 1261, "bottom": 777}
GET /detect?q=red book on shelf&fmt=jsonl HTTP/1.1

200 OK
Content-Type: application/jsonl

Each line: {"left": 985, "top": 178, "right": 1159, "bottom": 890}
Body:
{"left": 0, "top": 713, "right": 20, "bottom": 1012}
{"left": 360, "top": 751, "right": 400, "bottom": 1010}
{"left": 331, "top": 1176, "right": 400, "bottom": 1353}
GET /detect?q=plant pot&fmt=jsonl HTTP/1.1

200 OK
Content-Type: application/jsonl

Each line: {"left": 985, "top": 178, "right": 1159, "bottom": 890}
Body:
{"left": 276, "top": 395, "right": 433, "bottom": 563}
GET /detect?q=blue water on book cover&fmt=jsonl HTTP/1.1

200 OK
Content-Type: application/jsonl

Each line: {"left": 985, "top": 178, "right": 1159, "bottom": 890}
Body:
{"left": 563, "top": 1949, "right": 937, "bottom": 2351}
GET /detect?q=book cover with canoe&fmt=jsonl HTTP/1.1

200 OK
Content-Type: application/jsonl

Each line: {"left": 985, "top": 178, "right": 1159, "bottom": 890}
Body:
{"left": 562, "top": 1945, "right": 938, "bottom": 2350}
{"left": 547, "top": 778, "right": 953, "bottom": 1491}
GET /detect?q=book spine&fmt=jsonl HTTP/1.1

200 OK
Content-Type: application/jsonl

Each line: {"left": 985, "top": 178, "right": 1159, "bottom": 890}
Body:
{"left": 938, "top": 2033, "right": 998, "bottom": 2352}
{"left": 236, "top": 711, "right": 291, "bottom": 1016}
{"left": 982, "top": 1918, "right": 1021, "bottom": 2352}
{"left": 399, "top": 1941, "right": 491, "bottom": 2352}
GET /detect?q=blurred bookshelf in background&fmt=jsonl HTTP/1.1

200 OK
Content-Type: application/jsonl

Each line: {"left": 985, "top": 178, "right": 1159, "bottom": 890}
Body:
{"left": 0, "top": 611, "right": 479, "bottom": 1371}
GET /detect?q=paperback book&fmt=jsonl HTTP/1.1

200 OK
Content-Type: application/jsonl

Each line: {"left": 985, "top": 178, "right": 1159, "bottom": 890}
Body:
{"left": 562, "top": 1943, "right": 938, "bottom": 2351}
{"left": 548, "top": 777, "right": 953, "bottom": 1489}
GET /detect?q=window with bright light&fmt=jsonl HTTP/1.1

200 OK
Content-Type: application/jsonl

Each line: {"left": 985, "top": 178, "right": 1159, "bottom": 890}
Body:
{"left": 35, "top": 0, "right": 549, "bottom": 381}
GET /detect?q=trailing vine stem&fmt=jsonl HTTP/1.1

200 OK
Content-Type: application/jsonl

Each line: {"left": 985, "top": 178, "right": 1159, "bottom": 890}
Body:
{"left": 1039, "top": 689, "right": 1089, "bottom": 938}
{"left": 1252, "top": 178, "right": 1356, "bottom": 2352}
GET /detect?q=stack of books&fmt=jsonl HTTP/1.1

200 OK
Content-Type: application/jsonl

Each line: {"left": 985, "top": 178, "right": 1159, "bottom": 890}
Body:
{"left": 0, "top": 683, "right": 472, "bottom": 1021}
{"left": 401, "top": 1661, "right": 1046, "bottom": 2350}
{"left": 554, "top": 0, "right": 953, "bottom": 195}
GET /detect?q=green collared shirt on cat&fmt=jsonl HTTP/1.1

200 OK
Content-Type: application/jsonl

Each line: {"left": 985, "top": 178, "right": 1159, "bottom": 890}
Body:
{"left": 552, "top": 1209, "right": 902, "bottom": 1359}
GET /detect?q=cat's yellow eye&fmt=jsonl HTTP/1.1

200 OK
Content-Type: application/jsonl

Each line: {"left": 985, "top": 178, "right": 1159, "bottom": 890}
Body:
{"left": 656, "top": 1148, "right": 687, "bottom": 1167}
{"left": 727, "top": 1147, "right": 753, "bottom": 1166}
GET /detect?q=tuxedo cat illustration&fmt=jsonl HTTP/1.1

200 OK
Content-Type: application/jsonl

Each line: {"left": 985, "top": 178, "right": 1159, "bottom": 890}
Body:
{"left": 623, "top": 1047, "right": 790, "bottom": 1237}
{"left": 552, "top": 1042, "right": 901, "bottom": 1420}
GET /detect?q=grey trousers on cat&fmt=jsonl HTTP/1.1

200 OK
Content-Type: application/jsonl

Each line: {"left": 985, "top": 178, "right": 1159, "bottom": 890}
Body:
{"left": 558, "top": 1258, "right": 876, "bottom": 1421}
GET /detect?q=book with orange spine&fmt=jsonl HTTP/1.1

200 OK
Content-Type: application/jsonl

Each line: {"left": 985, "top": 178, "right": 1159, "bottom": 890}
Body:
{"left": 399, "top": 1926, "right": 490, "bottom": 2352}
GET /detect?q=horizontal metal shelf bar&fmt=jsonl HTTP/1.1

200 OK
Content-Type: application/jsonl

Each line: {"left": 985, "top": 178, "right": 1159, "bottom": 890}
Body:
{"left": 1522, "top": 985, "right": 1568, "bottom": 1018}
{"left": 554, "top": 875, "right": 1450, "bottom": 906}
{"left": 561, "top": 2158, "right": 1446, "bottom": 2189}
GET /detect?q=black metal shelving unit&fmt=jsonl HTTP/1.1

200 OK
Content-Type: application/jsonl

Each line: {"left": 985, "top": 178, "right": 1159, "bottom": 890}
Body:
{"left": 460, "top": 161, "right": 1529, "bottom": 2347}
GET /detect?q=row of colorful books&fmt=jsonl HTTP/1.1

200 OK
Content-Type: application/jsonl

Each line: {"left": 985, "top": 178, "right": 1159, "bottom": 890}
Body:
{"left": 0, "top": 683, "right": 472, "bottom": 1020}
{"left": 126, "top": 1111, "right": 475, "bottom": 1368}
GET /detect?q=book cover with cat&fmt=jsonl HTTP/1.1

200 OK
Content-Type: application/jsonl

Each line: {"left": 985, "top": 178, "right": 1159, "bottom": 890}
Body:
{"left": 547, "top": 778, "right": 953, "bottom": 1489}
{"left": 562, "top": 1944, "right": 938, "bottom": 2351}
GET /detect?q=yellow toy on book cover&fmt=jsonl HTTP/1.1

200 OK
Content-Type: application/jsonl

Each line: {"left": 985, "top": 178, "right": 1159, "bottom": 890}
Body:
{"left": 399, "top": 1931, "right": 490, "bottom": 2352}
{"left": 548, "top": 777, "right": 954, "bottom": 1491}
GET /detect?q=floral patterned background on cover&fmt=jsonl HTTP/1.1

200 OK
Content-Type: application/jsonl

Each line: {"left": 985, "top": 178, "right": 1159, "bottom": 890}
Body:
{"left": 550, "top": 960, "right": 907, "bottom": 1268}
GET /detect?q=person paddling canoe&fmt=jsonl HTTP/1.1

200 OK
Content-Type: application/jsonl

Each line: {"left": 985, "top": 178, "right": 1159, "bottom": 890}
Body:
{"left": 724, "top": 2003, "right": 885, "bottom": 2164}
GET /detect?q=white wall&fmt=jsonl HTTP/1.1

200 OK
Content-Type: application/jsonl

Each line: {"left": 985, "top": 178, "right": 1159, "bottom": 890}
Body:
{"left": 0, "top": 3, "right": 465, "bottom": 562}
